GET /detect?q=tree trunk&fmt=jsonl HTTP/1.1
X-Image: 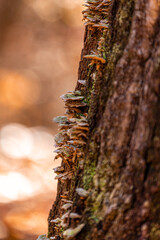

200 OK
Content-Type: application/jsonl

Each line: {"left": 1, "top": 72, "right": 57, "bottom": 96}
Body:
{"left": 48, "top": 1, "right": 160, "bottom": 239}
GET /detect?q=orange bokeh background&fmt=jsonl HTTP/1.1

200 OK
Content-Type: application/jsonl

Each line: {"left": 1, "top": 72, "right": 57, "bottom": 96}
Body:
{"left": 0, "top": 0, "right": 84, "bottom": 239}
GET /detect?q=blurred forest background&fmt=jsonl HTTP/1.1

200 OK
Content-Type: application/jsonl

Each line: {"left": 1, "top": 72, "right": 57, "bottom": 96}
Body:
{"left": 0, "top": 0, "right": 83, "bottom": 239}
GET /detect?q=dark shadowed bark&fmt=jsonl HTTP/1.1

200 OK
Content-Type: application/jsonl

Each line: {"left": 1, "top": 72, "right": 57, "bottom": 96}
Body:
{"left": 48, "top": 1, "right": 160, "bottom": 239}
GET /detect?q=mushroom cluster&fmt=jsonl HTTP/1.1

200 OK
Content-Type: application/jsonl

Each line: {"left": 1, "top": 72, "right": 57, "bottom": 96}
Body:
{"left": 47, "top": 2, "right": 113, "bottom": 239}
{"left": 50, "top": 198, "right": 85, "bottom": 239}
{"left": 49, "top": 184, "right": 91, "bottom": 239}
{"left": 49, "top": 89, "right": 89, "bottom": 239}
{"left": 53, "top": 89, "right": 88, "bottom": 183}
{"left": 50, "top": 195, "right": 87, "bottom": 239}
{"left": 82, "top": 0, "right": 112, "bottom": 71}
{"left": 82, "top": 0, "right": 111, "bottom": 29}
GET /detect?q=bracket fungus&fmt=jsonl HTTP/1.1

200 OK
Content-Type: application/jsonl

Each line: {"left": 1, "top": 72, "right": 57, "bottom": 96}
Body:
{"left": 82, "top": 0, "right": 111, "bottom": 29}
{"left": 49, "top": 1, "right": 113, "bottom": 239}
{"left": 69, "top": 213, "right": 82, "bottom": 219}
{"left": 37, "top": 235, "right": 49, "bottom": 240}
{"left": 78, "top": 80, "right": 87, "bottom": 86}
{"left": 83, "top": 54, "right": 106, "bottom": 64}
{"left": 53, "top": 166, "right": 65, "bottom": 174}
{"left": 82, "top": 0, "right": 112, "bottom": 72}
{"left": 83, "top": 54, "right": 106, "bottom": 72}
{"left": 61, "top": 203, "right": 73, "bottom": 210}
{"left": 63, "top": 223, "right": 85, "bottom": 239}
{"left": 76, "top": 188, "right": 90, "bottom": 198}
{"left": 51, "top": 86, "right": 89, "bottom": 238}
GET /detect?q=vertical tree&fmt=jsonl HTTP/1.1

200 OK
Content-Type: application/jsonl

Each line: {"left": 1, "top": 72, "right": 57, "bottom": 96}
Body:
{"left": 48, "top": 1, "right": 160, "bottom": 239}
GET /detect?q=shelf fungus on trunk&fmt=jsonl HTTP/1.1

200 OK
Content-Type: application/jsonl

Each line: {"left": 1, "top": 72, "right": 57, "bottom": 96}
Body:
{"left": 82, "top": 0, "right": 111, "bottom": 31}
{"left": 82, "top": 0, "right": 112, "bottom": 73}
{"left": 36, "top": 235, "right": 50, "bottom": 240}
{"left": 48, "top": 1, "right": 113, "bottom": 239}
{"left": 83, "top": 54, "right": 106, "bottom": 64}
{"left": 49, "top": 87, "right": 89, "bottom": 239}
{"left": 77, "top": 80, "right": 87, "bottom": 86}
{"left": 63, "top": 223, "right": 85, "bottom": 239}
{"left": 83, "top": 54, "right": 106, "bottom": 72}
{"left": 76, "top": 188, "right": 90, "bottom": 199}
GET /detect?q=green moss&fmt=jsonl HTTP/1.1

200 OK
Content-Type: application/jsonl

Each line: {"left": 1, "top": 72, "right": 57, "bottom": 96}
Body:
{"left": 89, "top": 215, "right": 100, "bottom": 224}
{"left": 103, "top": 52, "right": 107, "bottom": 60}
{"left": 93, "top": 192, "right": 104, "bottom": 213}
{"left": 83, "top": 130, "right": 100, "bottom": 189}
{"left": 60, "top": 227, "right": 64, "bottom": 233}
{"left": 83, "top": 98, "right": 90, "bottom": 104}
{"left": 87, "top": 64, "right": 94, "bottom": 78}
{"left": 150, "top": 224, "right": 160, "bottom": 240}
{"left": 83, "top": 161, "right": 96, "bottom": 190}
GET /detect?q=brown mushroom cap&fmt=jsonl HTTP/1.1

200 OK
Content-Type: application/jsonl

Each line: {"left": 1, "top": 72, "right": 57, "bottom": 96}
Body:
{"left": 83, "top": 54, "right": 106, "bottom": 63}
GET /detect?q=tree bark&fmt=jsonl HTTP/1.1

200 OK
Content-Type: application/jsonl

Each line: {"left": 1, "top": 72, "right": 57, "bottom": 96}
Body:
{"left": 48, "top": 1, "right": 160, "bottom": 239}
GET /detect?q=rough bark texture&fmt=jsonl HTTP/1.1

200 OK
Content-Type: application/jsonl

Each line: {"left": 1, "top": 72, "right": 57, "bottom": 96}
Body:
{"left": 48, "top": 1, "right": 160, "bottom": 239}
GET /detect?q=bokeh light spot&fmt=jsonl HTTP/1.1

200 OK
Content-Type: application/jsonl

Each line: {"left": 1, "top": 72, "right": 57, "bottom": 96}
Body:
{"left": 0, "top": 124, "right": 33, "bottom": 159}
{"left": 0, "top": 172, "right": 34, "bottom": 201}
